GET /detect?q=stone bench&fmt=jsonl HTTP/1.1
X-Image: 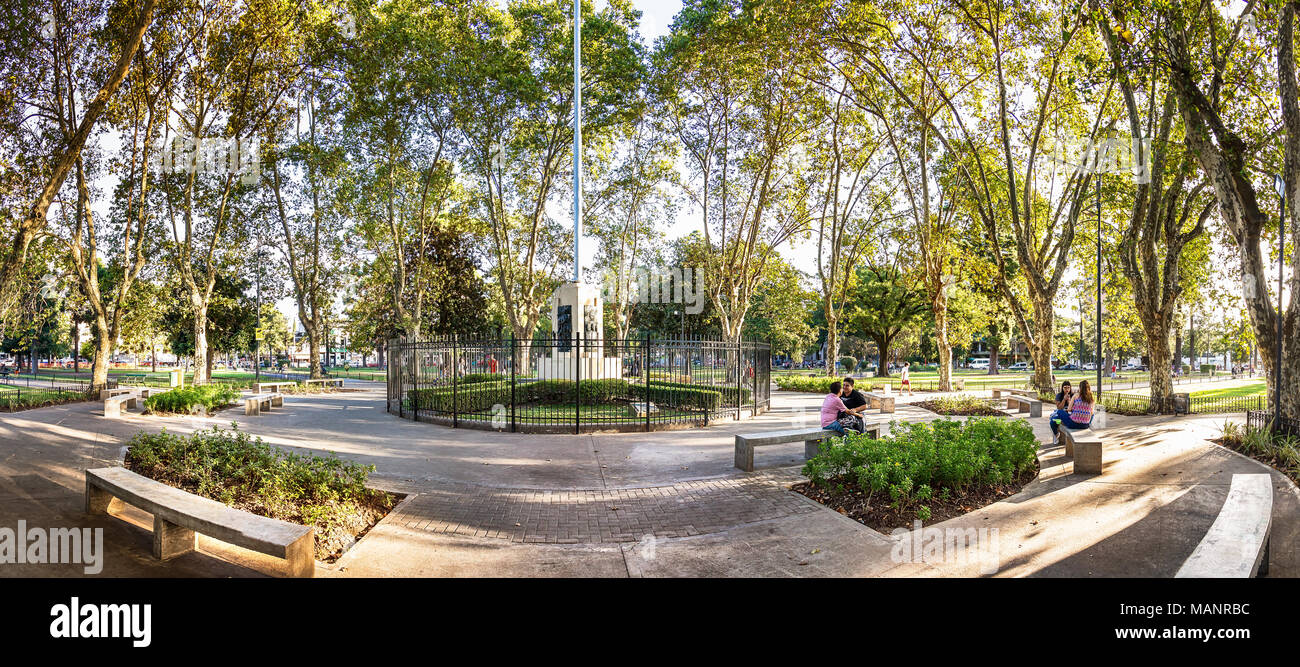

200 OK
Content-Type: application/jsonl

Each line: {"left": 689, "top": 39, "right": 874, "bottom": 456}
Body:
{"left": 991, "top": 387, "right": 1038, "bottom": 400}
{"left": 103, "top": 393, "right": 139, "bottom": 418}
{"left": 136, "top": 386, "right": 168, "bottom": 399}
{"left": 302, "top": 378, "right": 344, "bottom": 389}
{"left": 735, "top": 423, "right": 884, "bottom": 472}
{"left": 85, "top": 467, "right": 314, "bottom": 577}
{"left": 1007, "top": 394, "right": 1043, "bottom": 418}
{"left": 1176, "top": 473, "right": 1273, "bottom": 578}
{"left": 863, "top": 392, "right": 895, "bottom": 413}
{"left": 99, "top": 386, "right": 135, "bottom": 400}
{"left": 628, "top": 401, "right": 658, "bottom": 418}
{"left": 1058, "top": 426, "right": 1103, "bottom": 475}
{"left": 244, "top": 392, "right": 284, "bottom": 416}
{"left": 252, "top": 381, "right": 296, "bottom": 393}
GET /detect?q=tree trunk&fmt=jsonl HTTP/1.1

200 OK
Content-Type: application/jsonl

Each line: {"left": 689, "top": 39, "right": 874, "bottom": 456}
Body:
{"left": 1147, "top": 332, "right": 1174, "bottom": 413}
{"left": 192, "top": 305, "right": 209, "bottom": 385}
{"left": 988, "top": 344, "right": 1000, "bottom": 375}
{"left": 933, "top": 293, "right": 951, "bottom": 391}
{"left": 307, "top": 324, "right": 322, "bottom": 379}
{"left": 874, "top": 335, "right": 893, "bottom": 378}
{"left": 824, "top": 313, "right": 838, "bottom": 376}
{"left": 1030, "top": 304, "right": 1055, "bottom": 392}
{"left": 91, "top": 314, "right": 111, "bottom": 388}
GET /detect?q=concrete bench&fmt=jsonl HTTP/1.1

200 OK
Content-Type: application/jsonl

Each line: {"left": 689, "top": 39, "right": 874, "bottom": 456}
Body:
{"left": 103, "top": 393, "right": 139, "bottom": 418}
{"left": 628, "top": 401, "right": 658, "bottom": 417}
{"left": 1058, "top": 426, "right": 1103, "bottom": 475}
{"left": 252, "top": 381, "right": 296, "bottom": 393}
{"left": 85, "top": 467, "right": 314, "bottom": 577}
{"left": 735, "top": 423, "right": 884, "bottom": 472}
{"left": 1176, "top": 474, "right": 1273, "bottom": 578}
{"left": 99, "top": 386, "right": 135, "bottom": 400}
{"left": 863, "top": 392, "right": 895, "bottom": 413}
{"left": 991, "top": 387, "right": 1038, "bottom": 400}
{"left": 136, "top": 386, "right": 168, "bottom": 399}
{"left": 302, "top": 378, "right": 344, "bottom": 389}
{"left": 1007, "top": 394, "right": 1043, "bottom": 418}
{"left": 244, "top": 392, "right": 284, "bottom": 416}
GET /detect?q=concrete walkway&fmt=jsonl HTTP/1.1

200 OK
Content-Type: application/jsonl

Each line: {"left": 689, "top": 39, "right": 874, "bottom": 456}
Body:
{"left": 0, "top": 385, "right": 1294, "bottom": 577}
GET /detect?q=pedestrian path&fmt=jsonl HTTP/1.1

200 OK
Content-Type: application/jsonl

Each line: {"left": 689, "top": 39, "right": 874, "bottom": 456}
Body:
{"left": 0, "top": 385, "right": 1293, "bottom": 577}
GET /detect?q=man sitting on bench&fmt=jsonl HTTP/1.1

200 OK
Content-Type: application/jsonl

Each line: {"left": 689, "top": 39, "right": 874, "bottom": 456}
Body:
{"left": 839, "top": 377, "right": 870, "bottom": 432}
{"left": 1049, "top": 379, "right": 1095, "bottom": 443}
{"left": 821, "top": 381, "right": 864, "bottom": 435}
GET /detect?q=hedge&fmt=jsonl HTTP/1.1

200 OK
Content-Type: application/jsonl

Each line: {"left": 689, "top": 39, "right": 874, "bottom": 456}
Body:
{"left": 406, "top": 378, "right": 733, "bottom": 413}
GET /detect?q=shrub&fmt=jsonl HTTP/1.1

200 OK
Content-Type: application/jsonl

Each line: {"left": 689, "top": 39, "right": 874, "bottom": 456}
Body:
{"left": 145, "top": 384, "right": 241, "bottom": 414}
{"left": 802, "top": 417, "right": 1038, "bottom": 511}
{"left": 838, "top": 356, "right": 858, "bottom": 373}
{"left": 648, "top": 379, "right": 750, "bottom": 405}
{"left": 124, "top": 425, "right": 394, "bottom": 560}
{"left": 775, "top": 375, "right": 840, "bottom": 393}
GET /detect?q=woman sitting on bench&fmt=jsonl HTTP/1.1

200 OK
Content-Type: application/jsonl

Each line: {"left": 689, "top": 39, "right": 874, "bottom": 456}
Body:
{"left": 821, "top": 381, "right": 864, "bottom": 435}
{"left": 1050, "top": 379, "right": 1095, "bottom": 440}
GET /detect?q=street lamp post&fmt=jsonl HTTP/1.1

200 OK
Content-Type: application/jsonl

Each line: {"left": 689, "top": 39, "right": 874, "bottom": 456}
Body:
{"left": 1273, "top": 174, "right": 1286, "bottom": 428}
{"left": 254, "top": 237, "right": 261, "bottom": 384}
{"left": 1096, "top": 168, "right": 1103, "bottom": 403}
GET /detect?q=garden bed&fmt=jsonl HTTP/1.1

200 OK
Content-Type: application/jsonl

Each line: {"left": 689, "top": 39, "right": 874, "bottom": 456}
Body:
{"left": 143, "top": 384, "right": 242, "bottom": 415}
{"left": 123, "top": 425, "right": 398, "bottom": 562}
{"left": 1214, "top": 421, "right": 1300, "bottom": 486}
{"left": 793, "top": 417, "right": 1040, "bottom": 532}
{"left": 914, "top": 394, "right": 1005, "bottom": 416}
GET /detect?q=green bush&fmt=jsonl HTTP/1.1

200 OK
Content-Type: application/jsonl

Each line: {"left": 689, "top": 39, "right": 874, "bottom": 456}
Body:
{"left": 838, "top": 356, "right": 858, "bottom": 373}
{"left": 145, "top": 384, "right": 241, "bottom": 414}
{"left": 125, "top": 425, "right": 394, "bottom": 560}
{"left": 405, "top": 377, "right": 736, "bottom": 413}
{"left": 648, "top": 379, "right": 750, "bottom": 405}
{"left": 775, "top": 376, "right": 840, "bottom": 393}
{"left": 459, "top": 373, "right": 504, "bottom": 385}
{"left": 802, "top": 417, "right": 1038, "bottom": 512}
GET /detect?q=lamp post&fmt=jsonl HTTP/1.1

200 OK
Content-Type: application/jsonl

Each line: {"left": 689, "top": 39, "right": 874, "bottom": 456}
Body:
{"left": 1096, "top": 160, "right": 1103, "bottom": 402}
{"left": 1273, "top": 173, "right": 1286, "bottom": 428}
{"left": 254, "top": 236, "right": 261, "bottom": 384}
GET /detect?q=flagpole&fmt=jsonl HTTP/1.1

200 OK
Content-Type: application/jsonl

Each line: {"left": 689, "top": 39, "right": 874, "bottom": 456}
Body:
{"left": 572, "top": 0, "right": 582, "bottom": 283}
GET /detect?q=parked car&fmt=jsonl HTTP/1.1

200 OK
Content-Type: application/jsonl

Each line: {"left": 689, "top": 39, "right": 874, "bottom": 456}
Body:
{"left": 1057, "top": 363, "right": 1081, "bottom": 371}
{"left": 969, "top": 359, "right": 990, "bottom": 370}
{"left": 1009, "top": 362, "right": 1031, "bottom": 371}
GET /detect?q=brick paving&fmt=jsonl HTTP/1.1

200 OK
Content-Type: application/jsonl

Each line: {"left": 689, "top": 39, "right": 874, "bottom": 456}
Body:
{"left": 387, "top": 469, "right": 817, "bottom": 544}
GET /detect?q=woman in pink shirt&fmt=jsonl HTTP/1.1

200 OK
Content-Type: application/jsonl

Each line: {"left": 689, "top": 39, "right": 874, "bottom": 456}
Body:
{"left": 821, "top": 381, "right": 855, "bottom": 435}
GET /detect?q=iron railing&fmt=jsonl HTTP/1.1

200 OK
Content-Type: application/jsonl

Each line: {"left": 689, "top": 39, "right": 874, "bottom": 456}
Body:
{"left": 1248, "top": 410, "right": 1300, "bottom": 437}
{"left": 386, "top": 335, "right": 771, "bottom": 433}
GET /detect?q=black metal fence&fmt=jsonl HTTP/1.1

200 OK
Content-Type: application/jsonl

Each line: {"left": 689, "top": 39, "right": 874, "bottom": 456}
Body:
{"left": 1247, "top": 410, "right": 1300, "bottom": 437}
{"left": 0, "top": 372, "right": 119, "bottom": 411}
{"left": 386, "top": 335, "right": 771, "bottom": 433}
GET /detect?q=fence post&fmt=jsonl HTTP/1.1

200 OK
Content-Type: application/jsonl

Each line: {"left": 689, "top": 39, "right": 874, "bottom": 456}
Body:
{"left": 452, "top": 335, "right": 458, "bottom": 429}
{"left": 510, "top": 335, "right": 516, "bottom": 433}
{"left": 574, "top": 333, "right": 581, "bottom": 434}
{"left": 644, "top": 332, "right": 650, "bottom": 432}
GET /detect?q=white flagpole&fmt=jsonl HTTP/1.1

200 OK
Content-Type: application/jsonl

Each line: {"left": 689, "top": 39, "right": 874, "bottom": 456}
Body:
{"left": 572, "top": 0, "right": 582, "bottom": 283}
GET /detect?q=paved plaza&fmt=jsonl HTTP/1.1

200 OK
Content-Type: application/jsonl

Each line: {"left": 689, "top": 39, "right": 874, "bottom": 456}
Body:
{"left": 0, "top": 384, "right": 1295, "bottom": 578}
